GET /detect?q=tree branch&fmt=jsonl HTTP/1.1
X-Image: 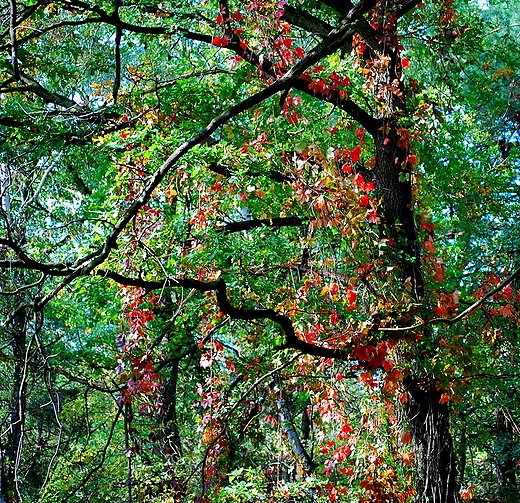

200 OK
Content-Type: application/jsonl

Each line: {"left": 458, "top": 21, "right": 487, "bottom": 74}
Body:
{"left": 216, "top": 216, "right": 312, "bottom": 234}
{"left": 380, "top": 266, "right": 520, "bottom": 333}
{"left": 181, "top": 21, "right": 378, "bottom": 135}
{"left": 97, "top": 269, "right": 352, "bottom": 360}
{"left": 9, "top": 0, "right": 19, "bottom": 81}
{"left": 207, "top": 162, "right": 295, "bottom": 183}
{"left": 0, "top": 238, "right": 73, "bottom": 276}
{"left": 282, "top": 5, "right": 331, "bottom": 36}
{"left": 1, "top": 69, "right": 117, "bottom": 124}
{"left": 35, "top": 5, "right": 379, "bottom": 309}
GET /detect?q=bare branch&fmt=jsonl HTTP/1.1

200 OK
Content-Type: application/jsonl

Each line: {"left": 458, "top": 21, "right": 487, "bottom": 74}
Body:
{"left": 96, "top": 269, "right": 352, "bottom": 360}
{"left": 217, "top": 216, "right": 312, "bottom": 234}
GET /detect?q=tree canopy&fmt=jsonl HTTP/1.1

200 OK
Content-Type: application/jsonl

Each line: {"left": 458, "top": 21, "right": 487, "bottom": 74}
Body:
{"left": 0, "top": 0, "right": 519, "bottom": 501}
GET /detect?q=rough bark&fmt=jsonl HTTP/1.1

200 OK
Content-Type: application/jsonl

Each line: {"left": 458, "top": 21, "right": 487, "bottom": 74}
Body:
{"left": 159, "top": 359, "right": 183, "bottom": 459}
{"left": 403, "top": 377, "right": 459, "bottom": 503}
{"left": 0, "top": 292, "right": 28, "bottom": 503}
{"left": 367, "top": 3, "right": 459, "bottom": 501}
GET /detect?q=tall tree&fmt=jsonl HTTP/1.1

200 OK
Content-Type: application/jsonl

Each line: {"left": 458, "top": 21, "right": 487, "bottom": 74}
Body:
{"left": 0, "top": 0, "right": 519, "bottom": 502}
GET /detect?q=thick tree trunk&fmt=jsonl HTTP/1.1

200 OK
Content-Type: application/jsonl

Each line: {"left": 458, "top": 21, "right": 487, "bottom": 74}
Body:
{"left": 374, "top": 122, "right": 423, "bottom": 298}
{"left": 403, "top": 377, "right": 459, "bottom": 503}
{"left": 367, "top": 5, "right": 459, "bottom": 498}
{"left": 375, "top": 126, "right": 460, "bottom": 501}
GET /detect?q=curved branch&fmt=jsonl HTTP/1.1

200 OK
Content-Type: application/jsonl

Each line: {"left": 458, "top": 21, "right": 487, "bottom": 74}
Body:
{"left": 36, "top": 6, "right": 379, "bottom": 309}
{"left": 97, "top": 269, "right": 351, "bottom": 360}
{"left": 0, "top": 238, "right": 73, "bottom": 275}
{"left": 180, "top": 22, "right": 378, "bottom": 135}
{"left": 380, "top": 266, "right": 520, "bottom": 333}
{"left": 1, "top": 69, "right": 117, "bottom": 124}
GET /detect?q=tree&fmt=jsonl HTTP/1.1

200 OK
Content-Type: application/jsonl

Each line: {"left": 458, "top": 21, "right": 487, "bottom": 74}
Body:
{"left": 0, "top": 0, "right": 519, "bottom": 501}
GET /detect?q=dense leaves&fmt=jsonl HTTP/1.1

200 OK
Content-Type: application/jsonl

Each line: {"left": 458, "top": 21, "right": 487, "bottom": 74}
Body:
{"left": 0, "top": 0, "right": 519, "bottom": 502}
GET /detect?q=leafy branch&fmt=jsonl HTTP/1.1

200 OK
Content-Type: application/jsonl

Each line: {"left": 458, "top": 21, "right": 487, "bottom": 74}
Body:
{"left": 380, "top": 266, "right": 520, "bottom": 333}
{"left": 97, "top": 269, "right": 352, "bottom": 361}
{"left": 34, "top": 1, "right": 380, "bottom": 309}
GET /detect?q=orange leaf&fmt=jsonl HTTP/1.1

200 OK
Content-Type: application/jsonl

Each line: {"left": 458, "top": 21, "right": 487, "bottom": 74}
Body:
{"left": 439, "top": 393, "right": 451, "bottom": 404}
{"left": 401, "top": 451, "right": 414, "bottom": 466}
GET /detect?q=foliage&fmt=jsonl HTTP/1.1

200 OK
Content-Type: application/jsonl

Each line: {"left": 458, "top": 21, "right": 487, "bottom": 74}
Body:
{"left": 0, "top": 0, "right": 519, "bottom": 502}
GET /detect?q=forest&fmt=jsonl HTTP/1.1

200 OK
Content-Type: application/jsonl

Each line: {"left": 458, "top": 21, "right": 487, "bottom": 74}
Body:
{"left": 0, "top": 0, "right": 519, "bottom": 501}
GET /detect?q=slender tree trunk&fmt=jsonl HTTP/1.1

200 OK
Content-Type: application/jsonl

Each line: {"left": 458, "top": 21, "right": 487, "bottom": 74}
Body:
{"left": 274, "top": 377, "right": 314, "bottom": 478}
{"left": 494, "top": 405, "right": 519, "bottom": 502}
{"left": 0, "top": 164, "right": 29, "bottom": 503}
{"left": 0, "top": 295, "right": 28, "bottom": 503}
{"left": 160, "top": 359, "right": 183, "bottom": 459}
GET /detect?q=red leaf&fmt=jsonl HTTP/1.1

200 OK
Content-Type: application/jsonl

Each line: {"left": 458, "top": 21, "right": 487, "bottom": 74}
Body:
{"left": 308, "top": 79, "right": 327, "bottom": 93}
{"left": 330, "top": 310, "right": 340, "bottom": 326}
{"left": 439, "top": 393, "right": 451, "bottom": 404}
{"left": 354, "top": 173, "right": 365, "bottom": 185}
{"left": 212, "top": 36, "right": 230, "bottom": 47}
{"left": 337, "top": 423, "right": 352, "bottom": 440}
{"left": 346, "top": 288, "right": 357, "bottom": 307}
{"left": 366, "top": 210, "right": 380, "bottom": 223}
{"left": 358, "top": 194, "right": 370, "bottom": 207}
{"left": 294, "top": 47, "right": 305, "bottom": 58}
{"left": 350, "top": 146, "right": 361, "bottom": 163}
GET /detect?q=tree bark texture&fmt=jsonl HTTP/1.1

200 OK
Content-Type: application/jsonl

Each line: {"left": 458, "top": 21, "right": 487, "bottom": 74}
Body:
{"left": 368, "top": 4, "right": 459, "bottom": 500}
{"left": 0, "top": 301, "right": 28, "bottom": 503}
{"left": 403, "top": 377, "right": 460, "bottom": 503}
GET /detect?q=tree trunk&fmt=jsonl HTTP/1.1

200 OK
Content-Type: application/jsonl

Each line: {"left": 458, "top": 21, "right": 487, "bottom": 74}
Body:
{"left": 367, "top": 4, "right": 460, "bottom": 499}
{"left": 160, "top": 359, "right": 183, "bottom": 460}
{"left": 0, "top": 164, "right": 28, "bottom": 503}
{"left": 0, "top": 301, "right": 28, "bottom": 503}
{"left": 494, "top": 405, "right": 519, "bottom": 502}
{"left": 403, "top": 377, "right": 459, "bottom": 503}
{"left": 274, "top": 377, "right": 314, "bottom": 478}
